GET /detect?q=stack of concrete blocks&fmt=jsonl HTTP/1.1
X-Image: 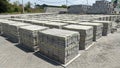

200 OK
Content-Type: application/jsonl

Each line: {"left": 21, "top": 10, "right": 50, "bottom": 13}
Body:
{"left": 87, "top": 0, "right": 113, "bottom": 14}
{"left": 106, "top": 16, "right": 111, "bottom": 21}
{"left": 44, "top": 22, "right": 68, "bottom": 29}
{"left": 61, "top": 17, "right": 75, "bottom": 21}
{"left": 63, "top": 25, "right": 93, "bottom": 50}
{"left": 38, "top": 28, "right": 80, "bottom": 64}
{"left": 0, "top": 19, "right": 8, "bottom": 34}
{"left": 112, "top": 16, "right": 115, "bottom": 21}
{"left": 0, "top": 20, "right": 1, "bottom": 34}
{"left": 102, "top": 17, "right": 106, "bottom": 21}
{"left": 109, "top": 16, "right": 114, "bottom": 21}
{"left": 49, "top": 20, "right": 63, "bottom": 22}
{"left": 61, "top": 19, "right": 73, "bottom": 21}
{"left": 97, "top": 16, "right": 113, "bottom": 21}
{"left": 78, "top": 22, "right": 103, "bottom": 41}
{"left": 36, "top": 18, "right": 50, "bottom": 21}
{"left": 10, "top": 19, "right": 50, "bottom": 26}
{"left": 109, "top": 16, "right": 112, "bottom": 21}
{"left": 45, "top": 7, "right": 67, "bottom": 13}
{"left": 9, "top": 18, "right": 26, "bottom": 22}
{"left": 68, "top": 5, "right": 91, "bottom": 14}
{"left": 92, "top": 20, "right": 112, "bottom": 36}
{"left": 21, "top": 19, "right": 34, "bottom": 24}
{"left": 62, "top": 21, "right": 80, "bottom": 24}
{"left": 31, "top": 20, "right": 50, "bottom": 26}
{"left": 22, "top": 20, "right": 49, "bottom": 26}
{"left": 106, "top": 16, "right": 118, "bottom": 29}
{"left": 19, "top": 25, "right": 49, "bottom": 51}
{"left": 115, "top": 16, "right": 120, "bottom": 27}
{"left": 1, "top": 21, "right": 17, "bottom": 36}
{"left": 101, "top": 17, "right": 105, "bottom": 21}
{"left": 97, "top": 17, "right": 103, "bottom": 21}
{"left": 7, "top": 23, "right": 32, "bottom": 42}
{"left": 79, "top": 20, "right": 91, "bottom": 22}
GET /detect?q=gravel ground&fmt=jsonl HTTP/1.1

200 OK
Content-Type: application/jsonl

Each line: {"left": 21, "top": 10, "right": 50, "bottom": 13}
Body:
{"left": 0, "top": 29, "right": 120, "bottom": 68}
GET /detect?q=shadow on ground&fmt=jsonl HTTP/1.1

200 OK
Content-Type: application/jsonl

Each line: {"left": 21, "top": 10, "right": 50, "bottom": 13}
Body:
{"left": 15, "top": 44, "right": 34, "bottom": 53}
{"left": 1, "top": 34, "right": 18, "bottom": 43}
{"left": 34, "top": 52, "right": 61, "bottom": 66}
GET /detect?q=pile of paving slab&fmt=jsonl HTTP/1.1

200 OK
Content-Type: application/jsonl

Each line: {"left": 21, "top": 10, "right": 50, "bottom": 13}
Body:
{"left": 0, "top": 14, "right": 120, "bottom": 64}
{"left": 87, "top": 0, "right": 113, "bottom": 14}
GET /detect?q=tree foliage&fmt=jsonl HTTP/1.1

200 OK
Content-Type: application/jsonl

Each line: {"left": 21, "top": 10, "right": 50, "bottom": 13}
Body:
{"left": 0, "top": 0, "right": 67, "bottom": 13}
{"left": 25, "top": 1, "right": 32, "bottom": 12}
{"left": 0, "top": 0, "right": 11, "bottom": 13}
{"left": 0, "top": 0, "right": 22, "bottom": 13}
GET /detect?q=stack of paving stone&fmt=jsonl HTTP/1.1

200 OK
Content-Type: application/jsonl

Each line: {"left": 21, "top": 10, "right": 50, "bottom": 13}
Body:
{"left": 108, "top": 16, "right": 112, "bottom": 21}
{"left": 9, "top": 18, "right": 26, "bottom": 22}
{"left": 0, "top": 19, "right": 8, "bottom": 34}
{"left": 21, "top": 20, "right": 49, "bottom": 26}
{"left": 68, "top": 5, "right": 91, "bottom": 14}
{"left": 87, "top": 0, "right": 113, "bottom": 14}
{"left": 49, "top": 20, "right": 63, "bottom": 22}
{"left": 19, "top": 25, "right": 49, "bottom": 51}
{"left": 38, "top": 28, "right": 80, "bottom": 64}
{"left": 1, "top": 21, "right": 17, "bottom": 36}
{"left": 0, "top": 21, "right": 1, "bottom": 34}
{"left": 92, "top": 20, "right": 112, "bottom": 36}
{"left": 79, "top": 20, "right": 91, "bottom": 22}
{"left": 61, "top": 21, "right": 80, "bottom": 24}
{"left": 7, "top": 23, "right": 32, "bottom": 42}
{"left": 31, "top": 20, "right": 50, "bottom": 26}
{"left": 45, "top": 7, "right": 67, "bottom": 13}
{"left": 9, "top": 19, "right": 50, "bottom": 26}
{"left": 78, "top": 22, "right": 103, "bottom": 41}
{"left": 63, "top": 25, "right": 93, "bottom": 50}
{"left": 44, "top": 22, "right": 68, "bottom": 29}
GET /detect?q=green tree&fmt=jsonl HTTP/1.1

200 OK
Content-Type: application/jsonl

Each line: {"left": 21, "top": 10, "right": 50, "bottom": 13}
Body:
{"left": 25, "top": 1, "right": 31, "bottom": 8}
{"left": 0, "top": 0, "right": 11, "bottom": 13}
{"left": 25, "top": 1, "right": 32, "bottom": 12}
{"left": 13, "top": 1, "right": 22, "bottom": 12}
{"left": 61, "top": 5, "right": 67, "bottom": 8}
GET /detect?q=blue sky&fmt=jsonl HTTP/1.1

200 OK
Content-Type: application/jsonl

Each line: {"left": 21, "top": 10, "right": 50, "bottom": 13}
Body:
{"left": 10, "top": 0, "right": 111, "bottom": 6}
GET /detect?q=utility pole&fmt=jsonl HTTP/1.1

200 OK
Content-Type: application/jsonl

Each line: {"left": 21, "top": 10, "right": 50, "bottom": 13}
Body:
{"left": 66, "top": 0, "right": 68, "bottom": 6}
{"left": 22, "top": 0, "right": 25, "bottom": 13}
{"left": 86, "top": 0, "right": 88, "bottom": 5}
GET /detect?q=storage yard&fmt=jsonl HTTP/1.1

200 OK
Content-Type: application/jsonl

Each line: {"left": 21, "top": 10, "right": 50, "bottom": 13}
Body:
{"left": 0, "top": 14, "right": 120, "bottom": 68}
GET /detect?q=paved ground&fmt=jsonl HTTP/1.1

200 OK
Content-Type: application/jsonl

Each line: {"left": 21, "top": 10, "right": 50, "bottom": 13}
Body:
{"left": 0, "top": 29, "right": 120, "bottom": 68}
{"left": 67, "top": 29, "right": 120, "bottom": 68}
